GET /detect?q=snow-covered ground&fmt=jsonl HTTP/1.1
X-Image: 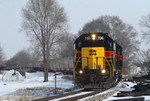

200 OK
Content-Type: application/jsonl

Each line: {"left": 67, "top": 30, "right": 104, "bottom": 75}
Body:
{"left": 1, "top": 71, "right": 150, "bottom": 101}
{"left": 0, "top": 71, "right": 74, "bottom": 100}
{"left": 103, "top": 82, "right": 150, "bottom": 101}
{"left": 80, "top": 81, "right": 150, "bottom": 101}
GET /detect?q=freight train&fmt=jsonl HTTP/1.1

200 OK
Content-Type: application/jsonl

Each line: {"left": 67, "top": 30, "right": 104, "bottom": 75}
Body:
{"left": 73, "top": 32, "right": 123, "bottom": 89}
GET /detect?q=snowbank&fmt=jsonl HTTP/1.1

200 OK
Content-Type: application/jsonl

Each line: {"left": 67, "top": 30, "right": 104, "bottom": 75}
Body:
{"left": 2, "top": 69, "right": 25, "bottom": 81}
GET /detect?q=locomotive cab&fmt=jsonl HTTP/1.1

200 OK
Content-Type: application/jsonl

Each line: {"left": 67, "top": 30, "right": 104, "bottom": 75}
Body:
{"left": 73, "top": 32, "right": 122, "bottom": 88}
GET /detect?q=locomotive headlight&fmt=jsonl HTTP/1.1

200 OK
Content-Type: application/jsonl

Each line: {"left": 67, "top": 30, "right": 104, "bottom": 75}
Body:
{"left": 79, "top": 70, "right": 83, "bottom": 74}
{"left": 101, "top": 69, "right": 106, "bottom": 74}
{"left": 92, "top": 34, "right": 96, "bottom": 40}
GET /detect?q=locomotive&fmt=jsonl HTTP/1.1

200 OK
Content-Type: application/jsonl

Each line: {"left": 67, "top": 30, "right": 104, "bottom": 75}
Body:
{"left": 73, "top": 32, "right": 123, "bottom": 89}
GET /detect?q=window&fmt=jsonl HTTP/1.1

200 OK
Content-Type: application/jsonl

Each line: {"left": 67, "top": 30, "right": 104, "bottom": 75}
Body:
{"left": 108, "top": 41, "right": 113, "bottom": 49}
{"left": 78, "top": 42, "right": 82, "bottom": 47}
{"left": 105, "top": 41, "right": 113, "bottom": 51}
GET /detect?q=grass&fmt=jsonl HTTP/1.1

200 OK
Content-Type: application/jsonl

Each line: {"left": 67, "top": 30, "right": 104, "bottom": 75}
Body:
{"left": 1, "top": 86, "right": 76, "bottom": 101}
{"left": 15, "top": 87, "right": 57, "bottom": 97}
{"left": 0, "top": 95, "right": 37, "bottom": 101}
{"left": 13, "top": 86, "right": 75, "bottom": 98}
{"left": 62, "top": 75, "right": 74, "bottom": 81}
{"left": 0, "top": 87, "right": 55, "bottom": 101}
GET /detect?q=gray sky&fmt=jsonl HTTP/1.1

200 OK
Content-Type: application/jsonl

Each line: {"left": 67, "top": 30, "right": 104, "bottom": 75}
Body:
{"left": 0, "top": 0, "right": 150, "bottom": 59}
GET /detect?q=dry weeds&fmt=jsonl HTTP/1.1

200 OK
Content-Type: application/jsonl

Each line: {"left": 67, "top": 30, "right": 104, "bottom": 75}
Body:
{"left": 0, "top": 95, "right": 37, "bottom": 101}
{"left": 62, "top": 75, "right": 74, "bottom": 81}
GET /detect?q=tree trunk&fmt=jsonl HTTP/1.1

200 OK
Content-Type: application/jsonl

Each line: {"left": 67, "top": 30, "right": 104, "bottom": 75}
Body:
{"left": 43, "top": 44, "right": 48, "bottom": 82}
{"left": 43, "top": 60, "right": 48, "bottom": 82}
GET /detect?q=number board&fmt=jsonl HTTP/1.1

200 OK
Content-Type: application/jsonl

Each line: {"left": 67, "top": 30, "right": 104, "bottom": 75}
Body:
{"left": 84, "top": 36, "right": 104, "bottom": 40}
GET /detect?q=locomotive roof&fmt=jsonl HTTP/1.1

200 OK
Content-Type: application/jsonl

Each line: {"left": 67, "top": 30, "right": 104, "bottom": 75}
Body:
{"left": 75, "top": 32, "right": 122, "bottom": 48}
{"left": 75, "top": 32, "right": 111, "bottom": 43}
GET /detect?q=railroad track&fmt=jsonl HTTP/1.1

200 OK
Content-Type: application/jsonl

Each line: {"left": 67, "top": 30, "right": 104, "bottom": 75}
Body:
{"left": 33, "top": 88, "right": 107, "bottom": 101}
{"left": 33, "top": 89, "right": 83, "bottom": 101}
{"left": 33, "top": 81, "right": 119, "bottom": 101}
{"left": 59, "top": 89, "right": 104, "bottom": 101}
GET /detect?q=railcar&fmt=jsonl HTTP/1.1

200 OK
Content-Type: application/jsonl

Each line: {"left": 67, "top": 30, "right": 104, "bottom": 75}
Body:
{"left": 73, "top": 32, "right": 122, "bottom": 89}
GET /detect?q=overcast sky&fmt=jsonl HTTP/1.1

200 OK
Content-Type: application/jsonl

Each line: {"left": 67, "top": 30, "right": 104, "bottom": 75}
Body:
{"left": 0, "top": 0, "right": 150, "bottom": 59}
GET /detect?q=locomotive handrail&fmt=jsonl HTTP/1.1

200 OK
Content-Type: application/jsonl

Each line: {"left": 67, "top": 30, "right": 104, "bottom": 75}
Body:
{"left": 73, "top": 50, "right": 80, "bottom": 69}
{"left": 109, "top": 57, "right": 114, "bottom": 77}
{"left": 104, "top": 57, "right": 112, "bottom": 69}
{"left": 74, "top": 57, "right": 81, "bottom": 74}
{"left": 73, "top": 49, "right": 79, "bottom": 78}
{"left": 73, "top": 49, "right": 77, "bottom": 61}
{"left": 104, "top": 57, "right": 113, "bottom": 78}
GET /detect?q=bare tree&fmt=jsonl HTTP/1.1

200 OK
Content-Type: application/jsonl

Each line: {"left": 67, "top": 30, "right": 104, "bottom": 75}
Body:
{"left": 47, "top": 32, "right": 75, "bottom": 73}
{"left": 79, "top": 15, "right": 139, "bottom": 74}
{"left": 57, "top": 33, "right": 75, "bottom": 71}
{"left": 139, "top": 13, "right": 150, "bottom": 43}
{"left": 21, "top": 0, "right": 68, "bottom": 81}
{"left": 134, "top": 50, "right": 150, "bottom": 74}
{"left": 7, "top": 50, "right": 33, "bottom": 69}
{"left": 57, "top": 33, "right": 75, "bottom": 58}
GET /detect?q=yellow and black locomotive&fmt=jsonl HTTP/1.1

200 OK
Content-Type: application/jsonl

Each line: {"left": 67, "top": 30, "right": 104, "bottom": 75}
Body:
{"left": 73, "top": 32, "right": 122, "bottom": 89}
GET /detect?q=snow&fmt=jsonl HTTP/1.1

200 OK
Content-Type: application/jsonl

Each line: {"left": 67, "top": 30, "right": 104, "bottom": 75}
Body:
{"left": 79, "top": 81, "right": 150, "bottom": 101}
{"left": 114, "top": 81, "right": 136, "bottom": 91}
{"left": 79, "top": 89, "right": 116, "bottom": 101}
{"left": 104, "top": 96, "right": 150, "bottom": 101}
{"left": 103, "top": 81, "right": 150, "bottom": 101}
{"left": 52, "top": 91, "right": 93, "bottom": 101}
{"left": 0, "top": 71, "right": 74, "bottom": 97}
{"left": 2, "top": 69, "right": 25, "bottom": 81}
{"left": 1, "top": 71, "right": 150, "bottom": 100}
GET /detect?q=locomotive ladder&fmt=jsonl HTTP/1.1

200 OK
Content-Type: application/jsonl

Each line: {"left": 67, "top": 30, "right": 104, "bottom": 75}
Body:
{"left": 104, "top": 57, "right": 114, "bottom": 78}
{"left": 73, "top": 50, "right": 81, "bottom": 78}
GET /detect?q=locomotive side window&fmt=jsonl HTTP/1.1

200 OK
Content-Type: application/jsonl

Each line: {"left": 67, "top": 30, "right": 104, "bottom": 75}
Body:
{"left": 76, "top": 42, "right": 82, "bottom": 51}
{"left": 78, "top": 42, "right": 82, "bottom": 48}
{"left": 105, "top": 41, "right": 113, "bottom": 51}
{"left": 108, "top": 41, "right": 113, "bottom": 50}
{"left": 117, "top": 49, "right": 121, "bottom": 55}
{"left": 116, "top": 44, "right": 122, "bottom": 55}
{"left": 104, "top": 36, "right": 114, "bottom": 51}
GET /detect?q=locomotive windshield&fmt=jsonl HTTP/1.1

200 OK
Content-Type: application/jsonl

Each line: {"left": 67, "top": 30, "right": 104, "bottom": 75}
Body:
{"left": 82, "top": 40, "right": 104, "bottom": 47}
{"left": 75, "top": 34, "right": 104, "bottom": 51}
